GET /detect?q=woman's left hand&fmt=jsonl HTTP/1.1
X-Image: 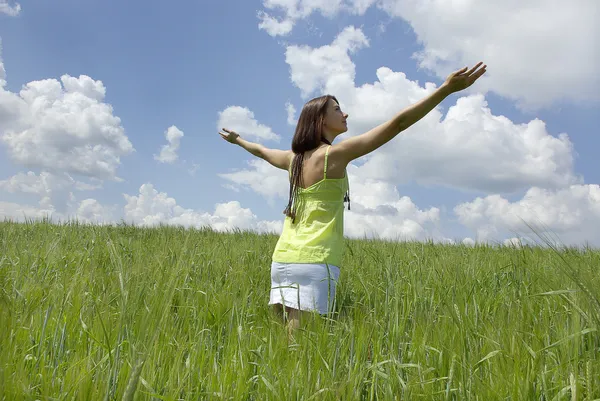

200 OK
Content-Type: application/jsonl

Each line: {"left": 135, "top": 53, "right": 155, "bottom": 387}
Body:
{"left": 443, "top": 62, "right": 487, "bottom": 93}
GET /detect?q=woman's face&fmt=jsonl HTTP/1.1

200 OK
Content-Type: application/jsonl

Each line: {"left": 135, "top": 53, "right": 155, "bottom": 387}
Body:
{"left": 323, "top": 98, "right": 348, "bottom": 135}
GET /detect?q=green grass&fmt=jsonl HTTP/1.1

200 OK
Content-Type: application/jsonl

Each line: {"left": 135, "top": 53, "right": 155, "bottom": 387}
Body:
{"left": 1, "top": 220, "right": 599, "bottom": 400}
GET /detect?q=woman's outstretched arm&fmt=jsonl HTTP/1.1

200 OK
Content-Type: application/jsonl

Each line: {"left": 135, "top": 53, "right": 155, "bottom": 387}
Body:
{"left": 334, "top": 62, "right": 487, "bottom": 163}
{"left": 219, "top": 128, "right": 293, "bottom": 170}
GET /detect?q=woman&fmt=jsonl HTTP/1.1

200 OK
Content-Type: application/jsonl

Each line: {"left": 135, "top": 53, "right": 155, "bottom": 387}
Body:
{"left": 219, "top": 62, "right": 487, "bottom": 331}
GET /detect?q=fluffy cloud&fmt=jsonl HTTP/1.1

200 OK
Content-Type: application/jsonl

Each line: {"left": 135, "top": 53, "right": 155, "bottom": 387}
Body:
{"left": 1, "top": 171, "right": 67, "bottom": 196}
{"left": 257, "top": 11, "right": 295, "bottom": 36}
{"left": 0, "top": 171, "right": 101, "bottom": 195}
{"left": 219, "top": 159, "right": 289, "bottom": 203}
{"left": 257, "top": 0, "right": 377, "bottom": 36}
{"left": 261, "top": 0, "right": 599, "bottom": 108}
{"left": 0, "top": 40, "right": 5, "bottom": 81}
{"left": 455, "top": 185, "right": 600, "bottom": 246}
{"left": 1, "top": 179, "right": 283, "bottom": 234}
{"left": 74, "top": 199, "right": 115, "bottom": 224}
{"left": 0, "top": 201, "right": 54, "bottom": 221}
{"left": 0, "top": 197, "right": 114, "bottom": 225}
{"left": 286, "top": 26, "right": 369, "bottom": 98}
{"left": 358, "top": 94, "right": 579, "bottom": 193}
{"left": 154, "top": 125, "right": 184, "bottom": 164}
{"left": 378, "top": 0, "right": 600, "bottom": 109}
{"left": 285, "top": 101, "right": 296, "bottom": 125}
{"left": 0, "top": 0, "right": 20, "bottom": 16}
{"left": 258, "top": 0, "right": 343, "bottom": 37}
{"left": 462, "top": 237, "right": 476, "bottom": 247}
{"left": 344, "top": 165, "right": 442, "bottom": 240}
{"left": 0, "top": 46, "right": 26, "bottom": 133}
{"left": 123, "top": 183, "right": 283, "bottom": 234}
{"left": 284, "top": 27, "right": 579, "bottom": 194}
{"left": 0, "top": 73, "right": 134, "bottom": 180}
{"left": 217, "top": 106, "right": 280, "bottom": 142}
{"left": 0, "top": 171, "right": 102, "bottom": 213}
{"left": 0, "top": 47, "right": 133, "bottom": 225}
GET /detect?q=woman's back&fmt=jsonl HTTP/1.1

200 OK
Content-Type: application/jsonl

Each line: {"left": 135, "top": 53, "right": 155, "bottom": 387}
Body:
{"left": 272, "top": 145, "right": 349, "bottom": 267}
{"left": 295, "top": 145, "right": 347, "bottom": 189}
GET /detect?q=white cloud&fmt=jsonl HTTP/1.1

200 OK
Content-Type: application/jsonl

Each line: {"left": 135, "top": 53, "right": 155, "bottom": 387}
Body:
{"left": 286, "top": 26, "right": 369, "bottom": 98}
{"left": 285, "top": 101, "right": 296, "bottom": 125}
{"left": 0, "top": 42, "right": 5, "bottom": 82}
{"left": 74, "top": 199, "right": 115, "bottom": 224}
{"left": 123, "top": 183, "right": 283, "bottom": 234}
{"left": 379, "top": 0, "right": 600, "bottom": 108}
{"left": 462, "top": 237, "right": 475, "bottom": 247}
{"left": 0, "top": 197, "right": 115, "bottom": 225}
{"left": 351, "top": 0, "right": 377, "bottom": 15}
{"left": 1, "top": 180, "right": 283, "bottom": 233}
{"left": 0, "top": 44, "right": 27, "bottom": 133}
{"left": 284, "top": 27, "right": 579, "bottom": 194}
{"left": 219, "top": 159, "right": 289, "bottom": 204}
{"left": 258, "top": 11, "right": 295, "bottom": 37}
{"left": 343, "top": 166, "right": 442, "bottom": 241}
{"left": 455, "top": 185, "right": 600, "bottom": 247}
{"left": 0, "top": 201, "right": 55, "bottom": 221}
{"left": 257, "top": 0, "right": 376, "bottom": 36}
{"left": 358, "top": 93, "right": 579, "bottom": 193}
{"left": 258, "top": 0, "right": 342, "bottom": 37}
{"left": 0, "top": 73, "right": 134, "bottom": 180}
{"left": 217, "top": 106, "right": 280, "bottom": 142}
{"left": 0, "top": 45, "right": 131, "bottom": 229}
{"left": 263, "top": 0, "right": 600, "bottom": 108}
{"left": 60, "top": 74, "right": 106, "bottom": 101}
{"left": 262, "top": 0, "right": 345, "bottom": 19}
{"left": 154, "top": 125, "right": 184, "bottom": 164}
{"left": 0, "top": 0, "right": 20, "bottom": 16}
{"left": 0, "top": 171, "right": 60, "bottom": 196}
{"left": 0, "top": 171, "right": 102, "bottom": 213}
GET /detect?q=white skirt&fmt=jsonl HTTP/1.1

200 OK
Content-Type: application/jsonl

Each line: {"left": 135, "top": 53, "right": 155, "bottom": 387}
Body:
{"left": 268, "top": 261, "right": 340, "bottom": 315}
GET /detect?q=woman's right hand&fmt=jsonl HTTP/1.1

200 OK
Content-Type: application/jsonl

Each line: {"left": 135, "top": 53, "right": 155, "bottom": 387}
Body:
{"left": 219, "top": 128, "right": 240, "bottom": 144}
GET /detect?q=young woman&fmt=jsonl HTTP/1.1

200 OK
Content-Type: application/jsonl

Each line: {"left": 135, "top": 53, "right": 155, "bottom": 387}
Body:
{"left": 219, "top": 62, "right": 486, "bottom": 332}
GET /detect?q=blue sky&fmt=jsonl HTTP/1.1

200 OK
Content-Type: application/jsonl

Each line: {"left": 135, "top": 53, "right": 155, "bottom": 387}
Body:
{"left": 1, "top": 0, "right": 598, "bottom": 246}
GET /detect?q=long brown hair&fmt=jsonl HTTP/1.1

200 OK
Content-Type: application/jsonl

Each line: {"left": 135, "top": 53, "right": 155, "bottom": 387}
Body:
{"left": 283, "top": 95, "right": 338, "bottom": 223}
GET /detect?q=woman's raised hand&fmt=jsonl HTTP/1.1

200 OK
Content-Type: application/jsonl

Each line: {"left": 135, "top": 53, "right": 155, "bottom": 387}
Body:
{"left": 443, "top": 62, "right": 487, "bottom": 93}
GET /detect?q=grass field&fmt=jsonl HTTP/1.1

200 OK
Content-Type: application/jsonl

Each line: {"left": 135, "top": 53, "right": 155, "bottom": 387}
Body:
{"left": 1, "top": 220, "right": 599, "bottom": 400}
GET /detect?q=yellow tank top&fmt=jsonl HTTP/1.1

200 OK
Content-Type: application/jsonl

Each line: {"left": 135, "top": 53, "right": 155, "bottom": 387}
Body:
{"left": 272, "top": 145, "right": 349, "bottom": 267}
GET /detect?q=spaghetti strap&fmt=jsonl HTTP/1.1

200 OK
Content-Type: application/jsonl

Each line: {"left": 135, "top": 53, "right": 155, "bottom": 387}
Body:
{"left": 324, "top": 145, "right": 331, "bottom": 179}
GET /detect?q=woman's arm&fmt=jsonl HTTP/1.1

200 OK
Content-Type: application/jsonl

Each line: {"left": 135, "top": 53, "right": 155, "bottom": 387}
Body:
{"left": 334, "top": 62, "right": 487, "bottom": 163}
{"left": 219, "top": 128, "right": 293, "bottom": 170}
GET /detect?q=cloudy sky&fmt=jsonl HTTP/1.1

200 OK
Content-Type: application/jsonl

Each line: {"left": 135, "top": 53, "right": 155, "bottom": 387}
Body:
{"left": 1, "top": 0, "right": 599, "bottom": 247}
